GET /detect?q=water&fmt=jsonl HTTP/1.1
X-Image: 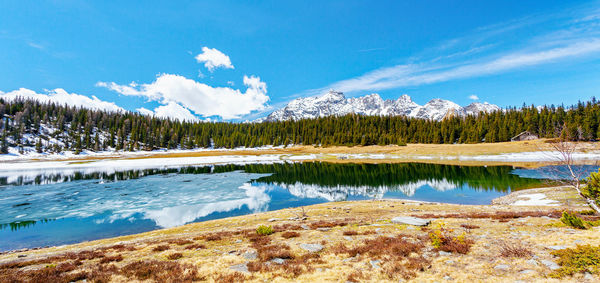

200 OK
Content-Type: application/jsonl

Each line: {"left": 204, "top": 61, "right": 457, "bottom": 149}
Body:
{"left": 0, "top": 162, "right": 544, "bottom": 251}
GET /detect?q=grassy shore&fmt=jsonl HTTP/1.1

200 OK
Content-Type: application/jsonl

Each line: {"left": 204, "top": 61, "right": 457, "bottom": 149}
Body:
{"left": 23, "top": 139, "right": 600, "bottom": 168}
{"left": 1, "top": 186, "right": 598, "bottom": 282}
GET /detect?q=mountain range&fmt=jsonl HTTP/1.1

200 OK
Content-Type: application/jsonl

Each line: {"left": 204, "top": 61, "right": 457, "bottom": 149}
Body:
{"left": 260, "top": 90, "right": 500, "bottom": 122}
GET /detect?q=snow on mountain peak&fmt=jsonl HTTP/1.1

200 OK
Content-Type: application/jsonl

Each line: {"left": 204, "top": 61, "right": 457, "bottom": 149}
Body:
{"left": 262, "top": 91, "right": 500, "bottom": 122}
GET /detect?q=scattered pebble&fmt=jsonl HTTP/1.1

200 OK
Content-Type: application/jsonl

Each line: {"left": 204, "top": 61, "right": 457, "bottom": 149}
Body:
{"left": 267, "top": 218, "right": 280, "bottom": 222}
{"left": 300, "top": 243, "right": 324, "bottom": 253}
{"left": 271, "top": 258, "right": 286, "bottom": 264}
{"left": 519, "top": 269, "right": 535, "bottom": 274}
{"left": 242, "top": 251, "right": 257, "bottom": 260}
{"left": 301, "top": 224, "right": 310, "bottom": 230}
{"left": 438, "top": 251, "right": 451, "bottom": 256}
{"left": 443, "top": 275, "right": 453, "bottom": 281}
{"left": 541, "top": 260, "right": 560, "bottom": 270}
{"left": 370, "top": 260, "right": 381, "bottom": 269}
{"left": 229, "top": 263, "right": 249, "bottom": 274}
{"left": 343, "top": 236, "right": 353, "bottom": 241}
{"left": 547, "top": 245, "right": 567, "bottom": 250}
{"left": 526, "top": 259, "right": 538, "bottom": 266}
{"left": 494, "top": 264, "right": 510, "bottom": 271}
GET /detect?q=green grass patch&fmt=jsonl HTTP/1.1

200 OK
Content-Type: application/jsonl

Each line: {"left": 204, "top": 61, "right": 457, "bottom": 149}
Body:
{"left": 550, "top": 245, "right": 600, "bottom": 278}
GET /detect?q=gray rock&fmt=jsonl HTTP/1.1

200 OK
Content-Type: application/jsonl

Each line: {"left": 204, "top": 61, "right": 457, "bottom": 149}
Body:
{"left": 242, "top": 251, "right": 257, "bottom": 260}
{"left": 229, "top": 263, "right": 249, "bottom": 274}
{"left": 17, "top": 254, "right": 27, "bottom": 258}
{"left": 494, "top": 264, "right": 510, "bottom": 271}
{"left": 445, "top": 260, "right": 455, "bottom": 265}
{"left": 271, "top": 258, "right": 286, "bottom": 264}
{"left": 443, "top": 276, "right": 453, "bottom": 281}
{"left": 541, "top": 260, "right": 560, "bottom": 270}
{"left": 235, "top": 239, "right": 242, "bottom": 243}
{"left": 301, "top": 224, "right": 310, "bottom": 230}
{"left": 573, "top": 240, "right": 583, "bottom": 244}
{"left": 317, "top": 227, "right": 331, "bottom": 232}
{"left": 268, "top": 218, "right": 280, "bottom": 222}
{"left": 526, "top": 259, "right": 538, "bottom": 266}
{"left": 519, "top": 269, "right": 535, "bottom": 274}
{"left": 547, "top": 245, "right": 567, "bottom": 250}
{"left": 370, "top": 260, "right": 381, "bottom": 269}
{"left": 391, "top": 216, "right": 430, "bottom": 226}
{"left": 438, "top": 251, "right": 451, "bottom": 256}
{"left": 584, "top": 272, "right": 594, "bottom": 280}
{"left": 343, "top": 236, "right": 353, "bottom": 241}
{"left": 300, "top": 243, "right": 324, "bottom": 253}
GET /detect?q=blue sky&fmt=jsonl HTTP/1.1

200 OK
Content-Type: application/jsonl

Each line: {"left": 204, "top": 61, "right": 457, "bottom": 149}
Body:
{"left": 1, "top": 0, "right": 599, "bottom": 121}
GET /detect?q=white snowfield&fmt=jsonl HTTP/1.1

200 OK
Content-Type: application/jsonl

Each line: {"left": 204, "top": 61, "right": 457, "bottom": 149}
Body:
{"left": 511, "top": 193, "right": 560, "bottom": 206}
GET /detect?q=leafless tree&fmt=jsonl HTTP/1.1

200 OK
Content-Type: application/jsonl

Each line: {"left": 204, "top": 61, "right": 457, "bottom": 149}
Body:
{"left": 540, "top": 138, "right": 600, "bottom": 213}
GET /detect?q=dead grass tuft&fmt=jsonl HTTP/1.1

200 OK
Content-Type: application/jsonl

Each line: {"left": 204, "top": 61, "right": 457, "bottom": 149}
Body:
{"left": 309, "top": 220, "right": 348, "bottom": 229}
{"left": 167, "top": 253, "right": 183, "bottom": 260}
{"left": 281, "top": 231, "right": 300, "bottom": 239}
{"left": 168, "top": 239, "right": 194, "bottom": 246}
{"left": 99, "top": 254, "right": 123, "bottom": 264}
{"left": 499, "top": 241, "right": 533, "bottom": 258}
{"left": 152, "top": 245, "right": 170, "bottom": 252}
{"left": 214, "top": 272, "right": 247, "bottom": 283}
{"left": 414, "top": 210, "right": 562, "bottom": 220}
{"left": 120, "top": 260, "right": 202, "bottom": 281}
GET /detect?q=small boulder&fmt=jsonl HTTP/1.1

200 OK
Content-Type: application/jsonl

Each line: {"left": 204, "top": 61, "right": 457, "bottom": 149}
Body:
{"left": 301, "top": 224, "right": 310, "bottom": 230}
{"left": 271, "top": 258, "right": 286, "bottom": 264}
{"left": 519, "top": 269, "right": 535, "bottom": 274}
{"left": 547, "top": 245, "right": 567, "bottom": 250}
{"left": 494, "top": 264, "right": 510, "bottom": 271}
{"left": 391, "top": 216, "right": 430, "bottom": 226}
{"left": 369, "top": 260, "right": 381, "bottom": 269}
{"left": 541, "top": 260, "right": 560, "bottom": 270}
{"left": 229, "top": 263, "right": 249, "bottom": 274}
{"left": 438, "top": 251, "right": 451, "bottom": 256}
{"left": 300, "top": 243, "right": 324, "bottom": 253}
{"left": 268, "top": 218, "right": 280, "bottom": 222}
{"left": 242, "top": 251, "right": 257, "bottom": 260}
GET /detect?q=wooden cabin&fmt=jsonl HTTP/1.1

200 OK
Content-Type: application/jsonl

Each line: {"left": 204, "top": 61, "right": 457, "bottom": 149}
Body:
{"left": 511, "top": 131, "right": 538, "bottom": 142}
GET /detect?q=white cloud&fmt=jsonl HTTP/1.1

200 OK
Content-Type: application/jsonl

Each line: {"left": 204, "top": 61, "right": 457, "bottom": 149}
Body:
{"left": 195, "top": 47, "right": 234, "bottom": 72}
{"left": 298, "top": 6, "right": 600, "bottom": 97}
{"left": 98, "top": 74, "right": 269, "bottom": 120}
{"left": 469, "top": 94, "right": 479, "bottom": 100}
{"left": 0, "top": 88, "right": 125, "bottom": 112}
{"left": 325, "top": 39, "right": 600, "bottom": 94}
{"left": 136, "top": 102, "right": 198, "bottom": 122}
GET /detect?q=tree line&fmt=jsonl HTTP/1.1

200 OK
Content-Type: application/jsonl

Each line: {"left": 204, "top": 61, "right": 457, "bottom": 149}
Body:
{"left": 0, "top": 97, "right": 598, "bottom": 154}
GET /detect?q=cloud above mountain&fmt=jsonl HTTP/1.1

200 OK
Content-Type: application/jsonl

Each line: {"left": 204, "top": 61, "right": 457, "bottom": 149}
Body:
{"left": 98, "top": 74, "right": 269, "bottom": 120}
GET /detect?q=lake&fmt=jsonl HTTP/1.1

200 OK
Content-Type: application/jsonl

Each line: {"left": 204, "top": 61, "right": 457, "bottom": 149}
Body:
{"left": 0, "top": 162, "right": 546, "bottom": 251}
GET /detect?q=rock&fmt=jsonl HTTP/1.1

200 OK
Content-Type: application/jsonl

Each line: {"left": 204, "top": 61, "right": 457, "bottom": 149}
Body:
{"left": 301, "top": 224, "right": 310, "bottom": 230}
{"left": 229, "top": 263, "right": 249, "bottom": 274}
{"left": 300, "top": 243, "right": 324, "bottom": 253}
{"left": 573, "top": 240, "right": 583, "bottom": 244}
{"left": 343, "top": 236, "right": 353, "bottom": 241}
{"left": 526, "top": 259, "right": 538, "bottom": 266}
{"left": 445, "top": 260, "right": 455, "bottom": 264}
{"left": 494, "top": 264, "right": 510, "bottom": 271}
{"left": 17, "top": 254, "right": 27, "bottom": 258}
{"left": 584, "top": 272, "right": 594, "bottom": 280}
{"left": 317, "top": 227, "right": 331, "bottom": 232}
{"left": 268, "top": 218, "right": 280, "bottom": 222}
{"left": 443, "top": 275, "right": 453, "bottom": 281}
{"left": 242, "top": 251, "right": 257, "bottom": 260}
{"left": 370, "top": 260, "right": 381, "bottom": 269}
{"left": 438, "top": 251, "right": 451, "bottom": 256}
{"left": 547, "top": 245, "right": 567, "bottom": 250}
{"left": 391, "top": 216, "right": 431, "bottom": 226}
{"left": 271, "top": 258, "right": 286, "bottom": 264}
{"left": 235, "top": 239, "right": 242, "bottom": 243}
{"left": 541, "top": 260, "right": 560, "bottom": 270}
{"left": 519, "top": 269, "right": 535, "bottom": 274}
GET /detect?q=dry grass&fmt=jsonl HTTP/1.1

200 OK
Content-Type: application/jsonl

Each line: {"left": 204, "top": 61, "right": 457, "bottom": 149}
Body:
{"left": 414, "top": 210, "right": 563, "bottom": 220}
{"left": 152, "top": 244, "right": 170, "bottom": 252}
{"left": 499, "top": 241, "right": 533, "bottom": 258}
{"left": 166, "top": 253, "right": 183, "bottom": 260}
{"left": 281, "top": 231, "right": 300, "bottom": 239}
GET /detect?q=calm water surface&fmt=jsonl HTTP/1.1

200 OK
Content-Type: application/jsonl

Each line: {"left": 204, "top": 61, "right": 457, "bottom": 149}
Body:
{"left": 0, "top": 162, "right": 546, "bottom": 251}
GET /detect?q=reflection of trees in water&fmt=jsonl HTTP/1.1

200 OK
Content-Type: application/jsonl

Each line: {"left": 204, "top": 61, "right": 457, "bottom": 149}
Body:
{"left": 0, "top": 219, "right": 54, "bottom": 231}
{"left": 238, "top": 163, "right": 543, "bottom": 193}
{"left": 2, "top": 162, "right": 542, "bottom": 193}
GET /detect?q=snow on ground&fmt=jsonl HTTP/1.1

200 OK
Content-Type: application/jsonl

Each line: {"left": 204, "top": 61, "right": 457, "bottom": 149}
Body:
{"left": 511, "top": 193, "right": 560, "bottom": 206}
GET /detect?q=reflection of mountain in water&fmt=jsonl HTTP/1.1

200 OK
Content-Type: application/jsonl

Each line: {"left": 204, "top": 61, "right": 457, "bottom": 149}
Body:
{"left": 280, "top": 179, "right": 458, "bottom": 201}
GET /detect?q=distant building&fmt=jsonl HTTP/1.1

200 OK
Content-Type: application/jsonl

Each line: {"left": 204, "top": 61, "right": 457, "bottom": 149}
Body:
{"left": 511, "top": 131, "right": 538, "bottom": 142}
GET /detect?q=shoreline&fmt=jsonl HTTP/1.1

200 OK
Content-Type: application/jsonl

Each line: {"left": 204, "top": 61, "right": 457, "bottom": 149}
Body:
{"left": 0, "top": 186, "right": 597, "bottom": 282}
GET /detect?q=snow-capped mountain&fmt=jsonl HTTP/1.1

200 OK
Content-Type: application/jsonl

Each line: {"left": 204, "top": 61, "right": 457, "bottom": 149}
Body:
{"left": 261, "top": 90, "right": 500, "bottom": 122}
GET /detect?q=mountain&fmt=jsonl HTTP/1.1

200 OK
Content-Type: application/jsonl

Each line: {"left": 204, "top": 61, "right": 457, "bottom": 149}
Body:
{"left": 261, "top": 91, "right": 500, "bottom": 122}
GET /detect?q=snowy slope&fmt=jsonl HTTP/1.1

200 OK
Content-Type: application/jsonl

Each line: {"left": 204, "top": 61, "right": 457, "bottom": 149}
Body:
{"left": 263, "top": 91, "right": 500, "bottom": 122}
